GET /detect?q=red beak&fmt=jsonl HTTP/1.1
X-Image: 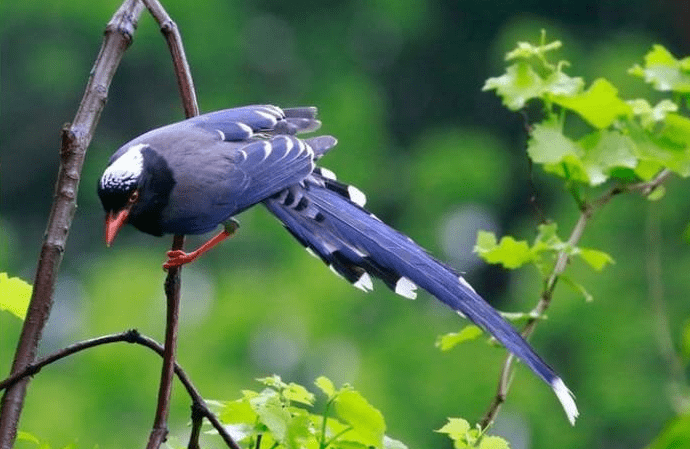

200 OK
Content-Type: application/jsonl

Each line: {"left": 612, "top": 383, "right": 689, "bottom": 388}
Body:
{"left": 105, "top": 208, "right": 130, "bottom": 247}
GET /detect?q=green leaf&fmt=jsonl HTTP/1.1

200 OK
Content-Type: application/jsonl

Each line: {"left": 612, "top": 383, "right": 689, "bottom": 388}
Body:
{"left": 527, "top": 123, "right": 582, "bottom": 164}
{"left": 629, "top": 45, "right": 690, "bottom": 92}
{"left": 474, "top": 231, "right": 535, "bottom": 269}
{"left": 315, "top": 376, "right": 337, "bottom": 399}
{"left": 250, "top": 389, "right": 292, "bottom": 443}
{"left": 436, "top": 418, "right": 471, "bottom": 440}
{"left": 284, "top": 382, "right": 316, "bottom": 406}
{"left": 436, "top": 418, "right": 483, "bottom": 449}
{"left": 527, "top": 123, "right": 591, "bottom": 183}
{"left": 528, "top": 124, "right": 642, "bottom": 185}
{"left": 541, "top": 70, "right": 585, "bottom": 97}
{"left": 551, "top": 78, "right": 632, "bottom": 129}
{"left": 479, "top": 435, "right": 511, "bottom": 449}
{"left": 0, "top": 273, "right": 32, "bottom": 320}
{"left": 560, "top": 275, "right": 594, "bottom": 302}
{"left": 577, "top": 248, "right": 615, "bottom": 271}
{"left": 482, "top": 62, "right": 546, "bottom": 110}
{"left": 626, "top": 118, "right": 690, "bottom": 178}
{"left": 435, "top": 326, "right": 484, "bottom": 351}
{"left": 628, "top": 98, "right": 678, "bottom": 130}
{"left": 284, "top": 409, "right": 313, "bottom": 448}
{"left": 534, "top": 223, "right": 560, "bottom": 246}
{"left": 219, "top": 398, "right": 257, "bottom": 424}
{"left": 577, "top": 130, "right": 638, "bottom": 185}
{"left": 474, "top": 230, "right": 498, "bottom": 252}
{"left": 334, "top": 390, "right": 386, "bottom": 447}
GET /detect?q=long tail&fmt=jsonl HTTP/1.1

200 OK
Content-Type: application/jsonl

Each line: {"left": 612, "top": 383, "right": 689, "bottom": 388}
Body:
{"left": 263, "top": 168, "right": 578, "bottom": 425}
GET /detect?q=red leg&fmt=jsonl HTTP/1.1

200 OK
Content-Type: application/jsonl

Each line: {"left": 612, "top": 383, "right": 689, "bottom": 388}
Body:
{"left": 163, "top": 220, "right": 239, "bottom": 269}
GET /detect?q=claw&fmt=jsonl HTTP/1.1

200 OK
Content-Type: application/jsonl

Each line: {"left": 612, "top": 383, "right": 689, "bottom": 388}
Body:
{"left": 163, "top": 250, "right": 198, "bottom": 270}
{"left": 161, "top": 227, "right": 237, "bottom": 270}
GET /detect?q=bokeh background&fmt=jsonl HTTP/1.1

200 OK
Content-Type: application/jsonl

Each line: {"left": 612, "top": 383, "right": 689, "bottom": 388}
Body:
{"left": 2, "top": 0, "right": 690, "bottom": 448}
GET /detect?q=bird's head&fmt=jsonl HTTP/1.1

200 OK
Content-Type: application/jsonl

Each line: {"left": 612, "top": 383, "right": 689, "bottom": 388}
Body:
{"left": 97, "top": 143, "right": 147, "bottom": 246}
{"left": 98, "top": 142, "right": 176, "bottom": 245}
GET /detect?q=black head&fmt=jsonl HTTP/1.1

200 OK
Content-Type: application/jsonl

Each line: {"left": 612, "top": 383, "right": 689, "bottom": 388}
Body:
{"left": 98, "top": 143, "right": 175, "bottom": 243}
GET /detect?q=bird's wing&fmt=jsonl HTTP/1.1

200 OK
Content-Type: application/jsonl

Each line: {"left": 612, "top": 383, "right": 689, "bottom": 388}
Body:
{"left": 220, "top": 134, "right": 316, "bottom": 213}
{"left": 191, "top": 105, "right": 322, "bottom": 141}
{"left": 190, "top": 105, "right": 336, "bottom": 213}
{"left": 159, "top": 106, "right": 337, "bottom": 234}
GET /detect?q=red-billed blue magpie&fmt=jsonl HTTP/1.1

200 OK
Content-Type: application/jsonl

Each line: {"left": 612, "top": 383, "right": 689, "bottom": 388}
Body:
{"left": 97, "top": 105, "right": 578, "bottom": 424}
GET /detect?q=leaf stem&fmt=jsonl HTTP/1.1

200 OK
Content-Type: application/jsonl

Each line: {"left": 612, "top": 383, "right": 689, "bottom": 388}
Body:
{"left": 323, "top": 426, "right": 354, "bottom": 449}
{"left": 319, "top": 400, "right": 333, "bottom": 449}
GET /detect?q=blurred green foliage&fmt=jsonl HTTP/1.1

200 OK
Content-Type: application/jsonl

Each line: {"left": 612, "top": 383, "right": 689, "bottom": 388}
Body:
{"left": 2, "top": 1, "right": 690, "bottom": 449}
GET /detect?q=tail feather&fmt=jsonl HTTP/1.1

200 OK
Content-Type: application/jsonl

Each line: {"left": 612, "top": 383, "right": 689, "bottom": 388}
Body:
{"left": 263, "top": 169, "right": 578, "bottom": 425}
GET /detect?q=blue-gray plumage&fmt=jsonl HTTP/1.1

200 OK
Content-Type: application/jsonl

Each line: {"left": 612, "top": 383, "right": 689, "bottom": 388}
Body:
{"left": 97, "top": 104, "right": 578, "bottom": 424}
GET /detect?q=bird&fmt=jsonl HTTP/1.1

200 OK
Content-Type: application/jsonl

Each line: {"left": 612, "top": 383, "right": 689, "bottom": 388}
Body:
{"left": 97, "top": 104, "right": 578, "bottom": 425}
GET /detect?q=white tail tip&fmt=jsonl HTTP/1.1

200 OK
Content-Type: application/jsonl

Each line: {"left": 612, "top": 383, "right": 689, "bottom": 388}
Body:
{"left": 552, "top": 378, "right": 579, "bottom": 425}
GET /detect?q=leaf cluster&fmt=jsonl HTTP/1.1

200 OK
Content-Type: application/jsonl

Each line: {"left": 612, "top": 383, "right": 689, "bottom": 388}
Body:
{"left": 484, "top": 32, "right": 690, "bottom": 188}
{"left": 211, "top": 376, "right": 406, "bottom": 449}
{"left": 436, "top": 418, "right": 509, "bottom": 449}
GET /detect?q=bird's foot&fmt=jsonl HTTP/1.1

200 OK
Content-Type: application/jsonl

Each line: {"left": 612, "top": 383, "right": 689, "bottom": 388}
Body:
{"left": 162, "top": 224, "right": 239, "bottom": 270}
{"left": 163, "top": 250, "right": 199, "bottom": 269}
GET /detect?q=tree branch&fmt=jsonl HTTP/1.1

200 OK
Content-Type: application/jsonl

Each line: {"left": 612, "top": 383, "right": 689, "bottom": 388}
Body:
{"left": 0, "top": 2, "right": 145, "bottom": 448}
{"left": 138, "top": 2, "right": 199, "bottom": 447}
{"left": 479, "top": 169, "right": 674, "bottom": 429}
{"left": 0, "top": 330, "right": 241, "bottom": 449}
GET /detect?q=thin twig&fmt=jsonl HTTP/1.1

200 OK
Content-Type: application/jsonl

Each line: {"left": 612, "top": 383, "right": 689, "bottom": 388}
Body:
{"left": 0, "top": 330, "right": 240, "bottom": 449}
{"left": 0, "top": 2, "right": 144, "bottom": 448}
{"left": 479, "top": 169, "right": 674, "bottom": 429}
{"left": 138, "top": 2, "right": 199, "bottom": 447}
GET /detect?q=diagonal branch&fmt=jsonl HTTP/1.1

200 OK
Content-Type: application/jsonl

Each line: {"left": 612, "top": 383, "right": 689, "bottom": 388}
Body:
{"left": 479, "top": 169, "right": 673, "bottom": 429}
{"left": 0, "top": 330, "right": 241, "bottom": 449}
{"left": 0, "top": 2, "right": 145, "bottom": 448}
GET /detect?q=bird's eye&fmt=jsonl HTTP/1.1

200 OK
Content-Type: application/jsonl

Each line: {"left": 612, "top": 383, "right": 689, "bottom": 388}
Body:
{"left": 128, "top": 190, "right": 140, "bottom": 205}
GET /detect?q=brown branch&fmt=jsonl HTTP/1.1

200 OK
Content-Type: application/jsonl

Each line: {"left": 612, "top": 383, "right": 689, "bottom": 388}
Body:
{"left": 147, "top": 244, "right": 184, "bottom": 449}
{"left": 0, "top": 330, "right": 240, "bottom": 449}
{"left": 479, "top": 169, "right": 674, "bottom": 429}
{"left": 0, "top": 2, "right": 145, "bottom": 448}
{"left": 138, "top": 2, "right": 200, "bottom": 448}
